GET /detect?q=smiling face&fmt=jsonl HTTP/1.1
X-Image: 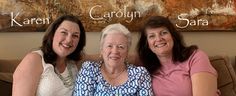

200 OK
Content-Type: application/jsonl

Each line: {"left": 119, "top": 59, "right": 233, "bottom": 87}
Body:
{"left": 146, "top": 27, "right": 174, "bottom": 57}
{"left": 101, "top": 32, "right": 128, "bottom": 67}
{"left": 52, "top": 20, "right": 80, "bottom": 58}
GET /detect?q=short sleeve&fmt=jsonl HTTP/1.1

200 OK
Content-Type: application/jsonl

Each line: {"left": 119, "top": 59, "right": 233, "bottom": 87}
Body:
{"left": 137, "top": 67, "right": 153, "bottom": 96}
{"left": 73, "top": 61, "right": 97, "bottom": 96}
{"left": 189, "top": 50, "right": 217, "bottom": 76}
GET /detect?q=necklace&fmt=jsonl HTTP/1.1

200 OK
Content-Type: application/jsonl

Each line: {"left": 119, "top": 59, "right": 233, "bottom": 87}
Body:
{"left": 102, "top": 65, "right": 126, "bottom": 80}
{"left": 55, "top": 63, "right": 74, "bottom": 88}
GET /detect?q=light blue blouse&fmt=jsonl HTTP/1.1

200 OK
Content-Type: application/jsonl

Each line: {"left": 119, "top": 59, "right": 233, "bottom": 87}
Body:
{"left": 73, "top": 61, "right": 153, "bottom": 96}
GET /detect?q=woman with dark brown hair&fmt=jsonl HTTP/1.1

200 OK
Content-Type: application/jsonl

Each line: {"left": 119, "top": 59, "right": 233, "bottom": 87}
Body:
{"left": 137, "top": 16, "right": 219, "bottom": 96}
{"left": 13, "top": 14, "right": 86, "bottom": 96}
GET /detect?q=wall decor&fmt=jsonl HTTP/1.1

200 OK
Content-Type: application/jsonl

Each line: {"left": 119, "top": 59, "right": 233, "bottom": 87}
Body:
{"left": 0, "top": 0, "right": 236, "bottom": 32}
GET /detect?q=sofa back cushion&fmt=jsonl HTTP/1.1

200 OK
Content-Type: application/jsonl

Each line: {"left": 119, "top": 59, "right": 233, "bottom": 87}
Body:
{"left": 0, "top": 59, "right": 20, "bottom": 73}
{"left": 210, "top": 56, "right": 236, "bottom": 96}
{"left": 0, "top": 59, "right": 20, "bottom": 96}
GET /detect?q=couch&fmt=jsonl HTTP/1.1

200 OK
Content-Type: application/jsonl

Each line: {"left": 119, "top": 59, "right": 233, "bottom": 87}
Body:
{"left": 1, "top": 56, "right": 236, "bottom": 96}
{"left": 210, "top": 56, "right": 236, "bottom": 96}
{"left": 0, "top": 59, "right": 20, "bottom": 96}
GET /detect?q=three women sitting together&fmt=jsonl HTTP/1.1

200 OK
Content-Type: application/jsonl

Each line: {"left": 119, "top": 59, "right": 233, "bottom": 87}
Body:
{"left": 13, "top": 15, "right": 219, "bottom": 96}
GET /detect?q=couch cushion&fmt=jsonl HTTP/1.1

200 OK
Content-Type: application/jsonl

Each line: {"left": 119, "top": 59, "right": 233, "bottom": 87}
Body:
{"left": 0, "top": 72, "right": 12, "bottom": 83}
{"left": 0, "top": 59, "right": 19, "bottom": 96}
{"left": 210, "top": 56, "right": 236, "bottom": 96}
{"left": 0, "top": 59, "right": 20, "bottom": 73}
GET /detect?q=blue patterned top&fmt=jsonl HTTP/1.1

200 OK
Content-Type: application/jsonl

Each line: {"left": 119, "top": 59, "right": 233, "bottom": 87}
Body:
{"left": 73, "top": 61, "right": 153, "bottom": 96}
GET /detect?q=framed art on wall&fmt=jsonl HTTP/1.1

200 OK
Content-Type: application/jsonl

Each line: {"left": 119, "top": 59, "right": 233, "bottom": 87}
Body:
{"left": 0, "top": 0, "right": 236, "bottom": 32}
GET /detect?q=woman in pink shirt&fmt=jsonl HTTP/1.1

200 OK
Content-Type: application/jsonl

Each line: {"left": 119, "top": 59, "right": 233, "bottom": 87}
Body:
{"left": 136, "top": 16, "right": 219, "bottom": 96}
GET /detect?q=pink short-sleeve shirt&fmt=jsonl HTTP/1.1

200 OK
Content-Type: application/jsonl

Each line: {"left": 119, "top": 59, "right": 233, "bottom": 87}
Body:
{"left": 152, "top": 50, "right": 218, "bottom": 96}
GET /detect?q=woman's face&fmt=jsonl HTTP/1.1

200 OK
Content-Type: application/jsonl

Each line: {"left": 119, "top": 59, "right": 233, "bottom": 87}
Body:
{"left": 146, "top": 27, "right": 174, "bottom": 57}
{"left": 52, "top": 20, "right": 80, "bottom": 58}
{"left": 101, "top": 32, "right": 128, "bottom": 66}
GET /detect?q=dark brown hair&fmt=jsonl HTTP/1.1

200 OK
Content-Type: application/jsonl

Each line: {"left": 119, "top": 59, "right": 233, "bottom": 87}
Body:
{"left": 137, "top": 16, "right": 197, "bottom": 74}
{"left": 40, "top": 14, "right": 86, "bottom": 66}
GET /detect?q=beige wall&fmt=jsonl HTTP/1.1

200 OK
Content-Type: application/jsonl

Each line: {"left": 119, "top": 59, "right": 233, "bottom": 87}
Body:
{"left": 0, "top": 32, "right": 236, "bottom": 67}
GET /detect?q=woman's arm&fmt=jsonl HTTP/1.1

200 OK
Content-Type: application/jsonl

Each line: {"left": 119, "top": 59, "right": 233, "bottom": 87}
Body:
{"left": 190, "top": 50, "right": 218, "bottom": 96}
{"left": 191, "top": 72, "right": 218, "bottom": 96}
{"left": 12, "top": 53, "right": 43, "bottom": 96}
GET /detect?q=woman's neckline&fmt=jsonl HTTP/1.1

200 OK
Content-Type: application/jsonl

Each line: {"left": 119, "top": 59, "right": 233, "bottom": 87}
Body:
{"left": 99, "top": 63, "right": 129, "bottom": 87}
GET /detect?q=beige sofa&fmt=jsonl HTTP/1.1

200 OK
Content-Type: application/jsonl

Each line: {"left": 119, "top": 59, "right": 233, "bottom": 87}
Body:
{"left": 210, "top": 56, "right": 236, "bottom": 96}
{"left": 0, "top": 59, "right": 19, "bottom": 96}
{"left": 1, "top": 56, "right": 236, "bottom": 96}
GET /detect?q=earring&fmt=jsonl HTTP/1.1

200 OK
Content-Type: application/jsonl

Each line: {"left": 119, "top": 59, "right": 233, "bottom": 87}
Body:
{"left": 124, "top": 58, "right": 129, "bottom": 64}
{"left": 99, "top": 54, "right": 103, "bottom": 64}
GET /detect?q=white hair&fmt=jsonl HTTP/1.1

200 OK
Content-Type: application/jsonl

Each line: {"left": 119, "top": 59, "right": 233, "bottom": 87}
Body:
{"left": 100, "top": 23, "right": 132, "bottom": 50}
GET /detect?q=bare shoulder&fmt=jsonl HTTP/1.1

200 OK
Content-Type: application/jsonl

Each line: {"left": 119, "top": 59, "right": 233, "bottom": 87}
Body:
{"left": 19, "top": 52, "right": 42, "bottom": 68}
{"left": 14, "top": 52, "right": 43, "bottom": 76}
{"left": 12, "top": 52, "right": 44, "bottom": 96}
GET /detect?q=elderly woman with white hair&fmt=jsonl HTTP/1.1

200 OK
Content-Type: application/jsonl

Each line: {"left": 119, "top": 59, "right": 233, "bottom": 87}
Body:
{"left": 73, "top": 23, "right": 153, "bottom": 96}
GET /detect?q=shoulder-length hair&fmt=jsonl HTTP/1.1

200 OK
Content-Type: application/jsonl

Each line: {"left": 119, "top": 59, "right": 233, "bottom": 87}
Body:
{"left": 137, "top": 16, "right": 197, "bottom": 74}
{"left": 41, "top": 14, "right": 86, "bottom": 66}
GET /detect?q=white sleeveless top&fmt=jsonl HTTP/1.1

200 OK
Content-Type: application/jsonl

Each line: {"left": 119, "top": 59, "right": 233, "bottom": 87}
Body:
{"left": 34, "top": 50, "right": 78, "bottom": 96}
